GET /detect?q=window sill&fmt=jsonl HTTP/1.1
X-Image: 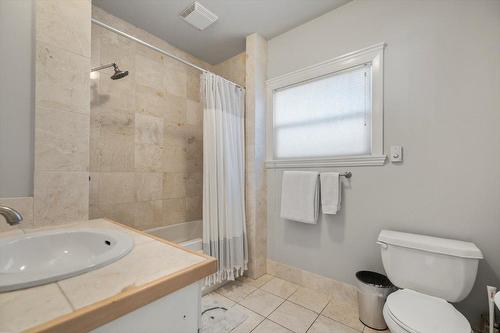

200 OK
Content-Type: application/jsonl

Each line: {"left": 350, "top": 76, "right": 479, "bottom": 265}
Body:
{"left": 265, "top": 155, "right": 386, "bottom": 169}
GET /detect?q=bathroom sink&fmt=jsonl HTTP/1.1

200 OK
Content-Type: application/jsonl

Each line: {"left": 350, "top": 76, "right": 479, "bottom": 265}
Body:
{"left": 0, "top": 228, "right": 134, "bottom": 292}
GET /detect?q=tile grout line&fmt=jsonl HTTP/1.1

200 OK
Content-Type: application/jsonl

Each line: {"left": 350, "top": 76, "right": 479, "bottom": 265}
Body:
{"left": 235, "top": 282, "right": 286, "bottom": 317}
{"left": 216, "top": 276, "right": 366, "bottom": 333}
{"left": 37, "top": 38, "right": 92, "bottom": 60}
{"left": 261, "top": 317, "right": 295, "bottom": 332}
{"left": 232, "top": 277, "right": 285, "bottom": 332}
{"left": 304, "top": 299, "right": 332, "bottom": 332}
{"left": 285, "top": 287, "right": 330, "bottom": 314}
{"left": 245, "top": 310, "right": 261, "bottom": 333}
{"left": 320, "top": 310, "right": 366, "bottom": 333}
{"left": 305, "top": 313, "right": 320, "bottom": 333}
{"left": 234, "top": 302, "right": 265, "bottom": 333}
{"left": 56, "top": 282, "right": 76, "bottom": 311}
{"left": 319, "top": 292, "right": 366, "bottom": 332}
{"left": 237, "top": 276, "right": 316, "bottom": 332}
{"left": 267, "top": 287, "right": 318, "bottom": 333}
{"left": 263, "top": 295, "right": 287, "bottom": 318}
{"left": 272, "top": 300, "right": 318, "bottom": 333}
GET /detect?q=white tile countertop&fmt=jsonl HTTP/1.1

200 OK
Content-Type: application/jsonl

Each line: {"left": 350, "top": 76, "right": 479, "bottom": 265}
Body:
{"left": 0, "top": 219, "right": 216, "bottom": 333}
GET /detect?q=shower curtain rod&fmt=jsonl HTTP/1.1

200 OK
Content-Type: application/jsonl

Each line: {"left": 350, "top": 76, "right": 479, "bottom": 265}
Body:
{"left": 91, "top": 18, "right": 245, "bottom": 90}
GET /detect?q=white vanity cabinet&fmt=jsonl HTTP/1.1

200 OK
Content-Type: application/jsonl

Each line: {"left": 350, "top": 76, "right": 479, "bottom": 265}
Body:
{"left": 92, "top": 282, "right": 202, "bottom": 333}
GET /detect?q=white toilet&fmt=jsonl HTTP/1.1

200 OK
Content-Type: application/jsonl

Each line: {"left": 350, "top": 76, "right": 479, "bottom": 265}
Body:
{"left": 377, "top": 230, "right": 483, "bottom": 333}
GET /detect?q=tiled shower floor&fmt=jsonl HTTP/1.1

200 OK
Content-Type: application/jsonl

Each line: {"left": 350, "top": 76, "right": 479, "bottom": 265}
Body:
{"left": 203, "top": 274, "right": 390, "bottom": 333}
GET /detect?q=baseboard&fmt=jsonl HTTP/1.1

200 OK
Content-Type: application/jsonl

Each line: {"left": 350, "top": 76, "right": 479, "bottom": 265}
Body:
{"left": 266, "top": 259, "right": 358, "bottom": 302}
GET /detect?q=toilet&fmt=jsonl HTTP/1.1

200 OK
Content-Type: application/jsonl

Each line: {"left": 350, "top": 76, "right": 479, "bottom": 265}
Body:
{"left": 377, "top": 230, "right": 483, "bottom": 333}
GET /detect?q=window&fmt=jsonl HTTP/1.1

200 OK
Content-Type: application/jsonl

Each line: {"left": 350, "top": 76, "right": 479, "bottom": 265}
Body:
{"left": 274, "top": 65, "right": 371, "bottom": 159}
{"left": 266, "top": 43, "right": 386, "bottom": 168}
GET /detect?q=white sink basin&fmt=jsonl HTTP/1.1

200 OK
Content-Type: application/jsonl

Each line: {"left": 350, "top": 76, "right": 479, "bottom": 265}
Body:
{"left": 0, "top": 228, "right": 134, "bottom": 292}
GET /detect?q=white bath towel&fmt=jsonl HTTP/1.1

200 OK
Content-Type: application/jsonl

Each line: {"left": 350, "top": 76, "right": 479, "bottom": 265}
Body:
{"left": 320, "top": 172, "right": 341, "bottom": 214}
{"left": 280, "top": 171, "right": 319, "bottom": 224}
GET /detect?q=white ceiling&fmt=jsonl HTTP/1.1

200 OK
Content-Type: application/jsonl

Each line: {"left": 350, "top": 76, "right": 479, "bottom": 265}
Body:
{"left": 92, "top": 0, "right": 351, "bottom": 64}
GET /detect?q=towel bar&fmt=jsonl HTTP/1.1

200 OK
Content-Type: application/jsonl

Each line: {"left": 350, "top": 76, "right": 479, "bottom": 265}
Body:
{"left": 340, "top": 172, "right": 352, "bottom": 178}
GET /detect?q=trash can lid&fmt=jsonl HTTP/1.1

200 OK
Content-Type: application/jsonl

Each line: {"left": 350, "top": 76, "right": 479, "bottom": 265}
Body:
{"left": 355, "top": 271, "right": 393, "bottom": 288}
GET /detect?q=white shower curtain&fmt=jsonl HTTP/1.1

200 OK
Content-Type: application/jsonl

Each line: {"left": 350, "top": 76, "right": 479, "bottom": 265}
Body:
{"left": 201, "top": 72, "right": 248, "bottom": 285}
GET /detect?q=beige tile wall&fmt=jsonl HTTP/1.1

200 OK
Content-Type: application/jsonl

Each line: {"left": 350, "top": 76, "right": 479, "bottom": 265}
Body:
{"left": 214, "top": 52, "right": 246, "bottom": 87}
{"left": 33, "top": 0, "right": 91, "bottom": 226}
{"left": 1, "top": 0, "right": 91, "bottom": 231}
{"left": 2, "top": 3, "right": 258, "bottom": 262}
{"left": 267, "top": 259, "right": 358, "bottom": 305}
{"left": 245, "top": 33, "right": 268, "bottom": 278}
{"left": 0, "top": 197, "right": 34, "bottom": 232}
{"left": 89, "top": 7, "right": 208, "bottom": 230}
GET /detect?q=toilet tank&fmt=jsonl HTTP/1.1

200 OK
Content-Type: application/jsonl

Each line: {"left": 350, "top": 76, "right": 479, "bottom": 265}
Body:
{"left": 378, "top": 230, "right": 483, "bottom": 303}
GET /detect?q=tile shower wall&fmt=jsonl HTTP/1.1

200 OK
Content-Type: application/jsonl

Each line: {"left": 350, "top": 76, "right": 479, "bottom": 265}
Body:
{"left": 245, "top": 34, "right": 268, "bottom": 279}
{"left": 214, "top": 52, "right": 246, "bottom": 87}
{"left": 2, "top": 0, "right": 91, "bottom": 230}
{"left": 33, "top": 0, "right": 91, "bottom": 225}
{"left": 89, "top": 7, "right": 208, "bottom": 230}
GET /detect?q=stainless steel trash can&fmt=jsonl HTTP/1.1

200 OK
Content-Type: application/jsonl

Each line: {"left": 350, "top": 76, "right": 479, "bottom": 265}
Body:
{"left": 355, "top": 271, "right": 395, "bottom": 330}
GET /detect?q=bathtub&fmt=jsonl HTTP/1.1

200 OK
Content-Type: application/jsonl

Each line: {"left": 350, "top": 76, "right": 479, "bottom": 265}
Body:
{"left": 147, "top": 220, "right": 202, "bottom": 251}
{"left": 179, "top": 238, "right": 203, "bottom": 251}
{"left": 146, "top": 220, "right": 226, "bottom": 293}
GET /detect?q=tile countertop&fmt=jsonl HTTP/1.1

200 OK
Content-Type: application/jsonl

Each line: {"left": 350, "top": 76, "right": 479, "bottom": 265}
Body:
{"left": 0, "top": 219, "right": 217, "bottom": 333}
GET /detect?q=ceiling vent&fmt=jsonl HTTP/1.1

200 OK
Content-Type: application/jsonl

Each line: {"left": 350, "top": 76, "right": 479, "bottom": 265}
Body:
{"left": 180, "top": 2, "right": 218, "bottom": 31}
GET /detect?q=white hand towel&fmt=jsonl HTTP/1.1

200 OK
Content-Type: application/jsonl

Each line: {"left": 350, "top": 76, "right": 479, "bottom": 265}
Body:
{"left": 280, "top": 171, "right": 319, "bottom": 224}
{"left": 320, "top": 172, "right": 341, "bottom": 214}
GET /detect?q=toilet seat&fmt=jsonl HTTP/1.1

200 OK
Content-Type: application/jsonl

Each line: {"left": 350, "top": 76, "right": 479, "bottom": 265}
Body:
{"left": 383, "top": 289, "right": 471, "bottom": 333}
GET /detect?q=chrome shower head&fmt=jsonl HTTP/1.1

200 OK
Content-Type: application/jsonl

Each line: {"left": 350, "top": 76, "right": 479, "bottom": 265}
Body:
{"left": 91, "top": 62, "right": 129, "bottom": 80}
{"left": 110, "top": 63, "right": 129, "bottom": 80}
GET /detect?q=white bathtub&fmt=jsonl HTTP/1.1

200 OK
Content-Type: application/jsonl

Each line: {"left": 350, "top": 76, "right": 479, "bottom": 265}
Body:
{"left": 147, "top": 220, "right": 228, "bottom": 294}
{"left": 179, "top": 238, "right": 203, "bottom": 251}
{"left": 147, "top": 220, "right": 202, "bottom": 251}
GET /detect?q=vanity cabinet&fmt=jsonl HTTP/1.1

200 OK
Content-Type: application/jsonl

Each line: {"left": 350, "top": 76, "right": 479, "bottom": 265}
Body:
{"left": 92, "top": 282, "right": 202, "bottom": 333}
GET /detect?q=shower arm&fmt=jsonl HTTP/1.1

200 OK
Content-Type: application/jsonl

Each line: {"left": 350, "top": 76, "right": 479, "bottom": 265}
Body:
{"left": 91, "top": 63, "right": 117, "bottom": 72}
{"left": 91, "top": 18, "right": 244, "bottom": 90}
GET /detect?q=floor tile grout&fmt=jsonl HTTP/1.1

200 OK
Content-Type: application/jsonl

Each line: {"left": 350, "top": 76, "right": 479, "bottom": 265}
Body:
{"left": 210, "top": 274, "right": 368, "bottom": 333}
{"left": 262, "top": 296, "right": 286, "bottom": 318}
{"left": 304, "top": 312, "right": 320, "bottom": 333}
{"left": 248, "top": 317, "right": 290, "bottom": 333}
{"left": 255, "top": 283, "right": 316, "bottom": 333}
{"left": 242, "top": 276, "right": 296, "bottom": 331}
{"left": 312, "top": 299, "right": 333, "bottom": 331}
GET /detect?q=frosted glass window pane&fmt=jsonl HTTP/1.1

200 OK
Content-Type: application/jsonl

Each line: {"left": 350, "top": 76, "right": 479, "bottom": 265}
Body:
{"left": 274, "top": 65, "right": 372, "bottom": 159}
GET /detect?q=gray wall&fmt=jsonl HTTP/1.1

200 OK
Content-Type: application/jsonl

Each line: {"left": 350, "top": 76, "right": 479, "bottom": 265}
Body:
{"left": 266, "top": 0, "right": 500, "bottom": 326}
{"left": 0, "top": 0, "right": 34, "bottom": 197}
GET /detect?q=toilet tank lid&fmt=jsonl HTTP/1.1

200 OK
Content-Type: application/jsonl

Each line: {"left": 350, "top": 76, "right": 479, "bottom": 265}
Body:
{"left": 378, "top": 230, "right": 483, "bottom": 259}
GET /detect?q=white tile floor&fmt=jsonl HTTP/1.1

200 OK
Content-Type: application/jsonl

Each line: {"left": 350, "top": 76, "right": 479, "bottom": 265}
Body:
{"left": 203, "top": 274, "right": 391, "bottom": 333}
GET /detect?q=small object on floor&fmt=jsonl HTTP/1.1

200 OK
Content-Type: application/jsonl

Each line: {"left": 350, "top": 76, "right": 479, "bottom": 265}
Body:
{"left": 202, "top": 306, "right": 227, "bottom": 317}
{"left": 201, "top": 300, "right": 248, "bottom": 333}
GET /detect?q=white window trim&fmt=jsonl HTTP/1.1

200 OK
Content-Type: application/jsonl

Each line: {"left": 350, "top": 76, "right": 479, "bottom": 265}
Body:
{"left": 265, "top": 43, "right": 386, "bottom": 169}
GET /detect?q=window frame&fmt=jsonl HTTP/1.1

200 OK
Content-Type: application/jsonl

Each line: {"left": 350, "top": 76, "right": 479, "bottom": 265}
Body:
{"left": 265, "top": 43, "right": 386, "bottom": 168}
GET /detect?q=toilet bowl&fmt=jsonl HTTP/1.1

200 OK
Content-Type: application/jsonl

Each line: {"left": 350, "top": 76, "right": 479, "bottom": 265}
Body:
{"left": 383, "top": 289, "right": 471, "bottom": 333}
{"left": 377, "top": 230, "right": 483, "bottom": 333}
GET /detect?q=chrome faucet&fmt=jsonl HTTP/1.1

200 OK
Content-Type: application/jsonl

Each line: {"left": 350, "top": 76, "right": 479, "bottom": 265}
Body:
{"left": 0, "top": 206, "right": 23, "bottom": 225}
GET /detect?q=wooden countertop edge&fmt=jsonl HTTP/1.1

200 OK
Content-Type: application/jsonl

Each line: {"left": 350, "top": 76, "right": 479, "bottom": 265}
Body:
{"left": 24, "top": 219, "right": 217, "bottom": 333}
